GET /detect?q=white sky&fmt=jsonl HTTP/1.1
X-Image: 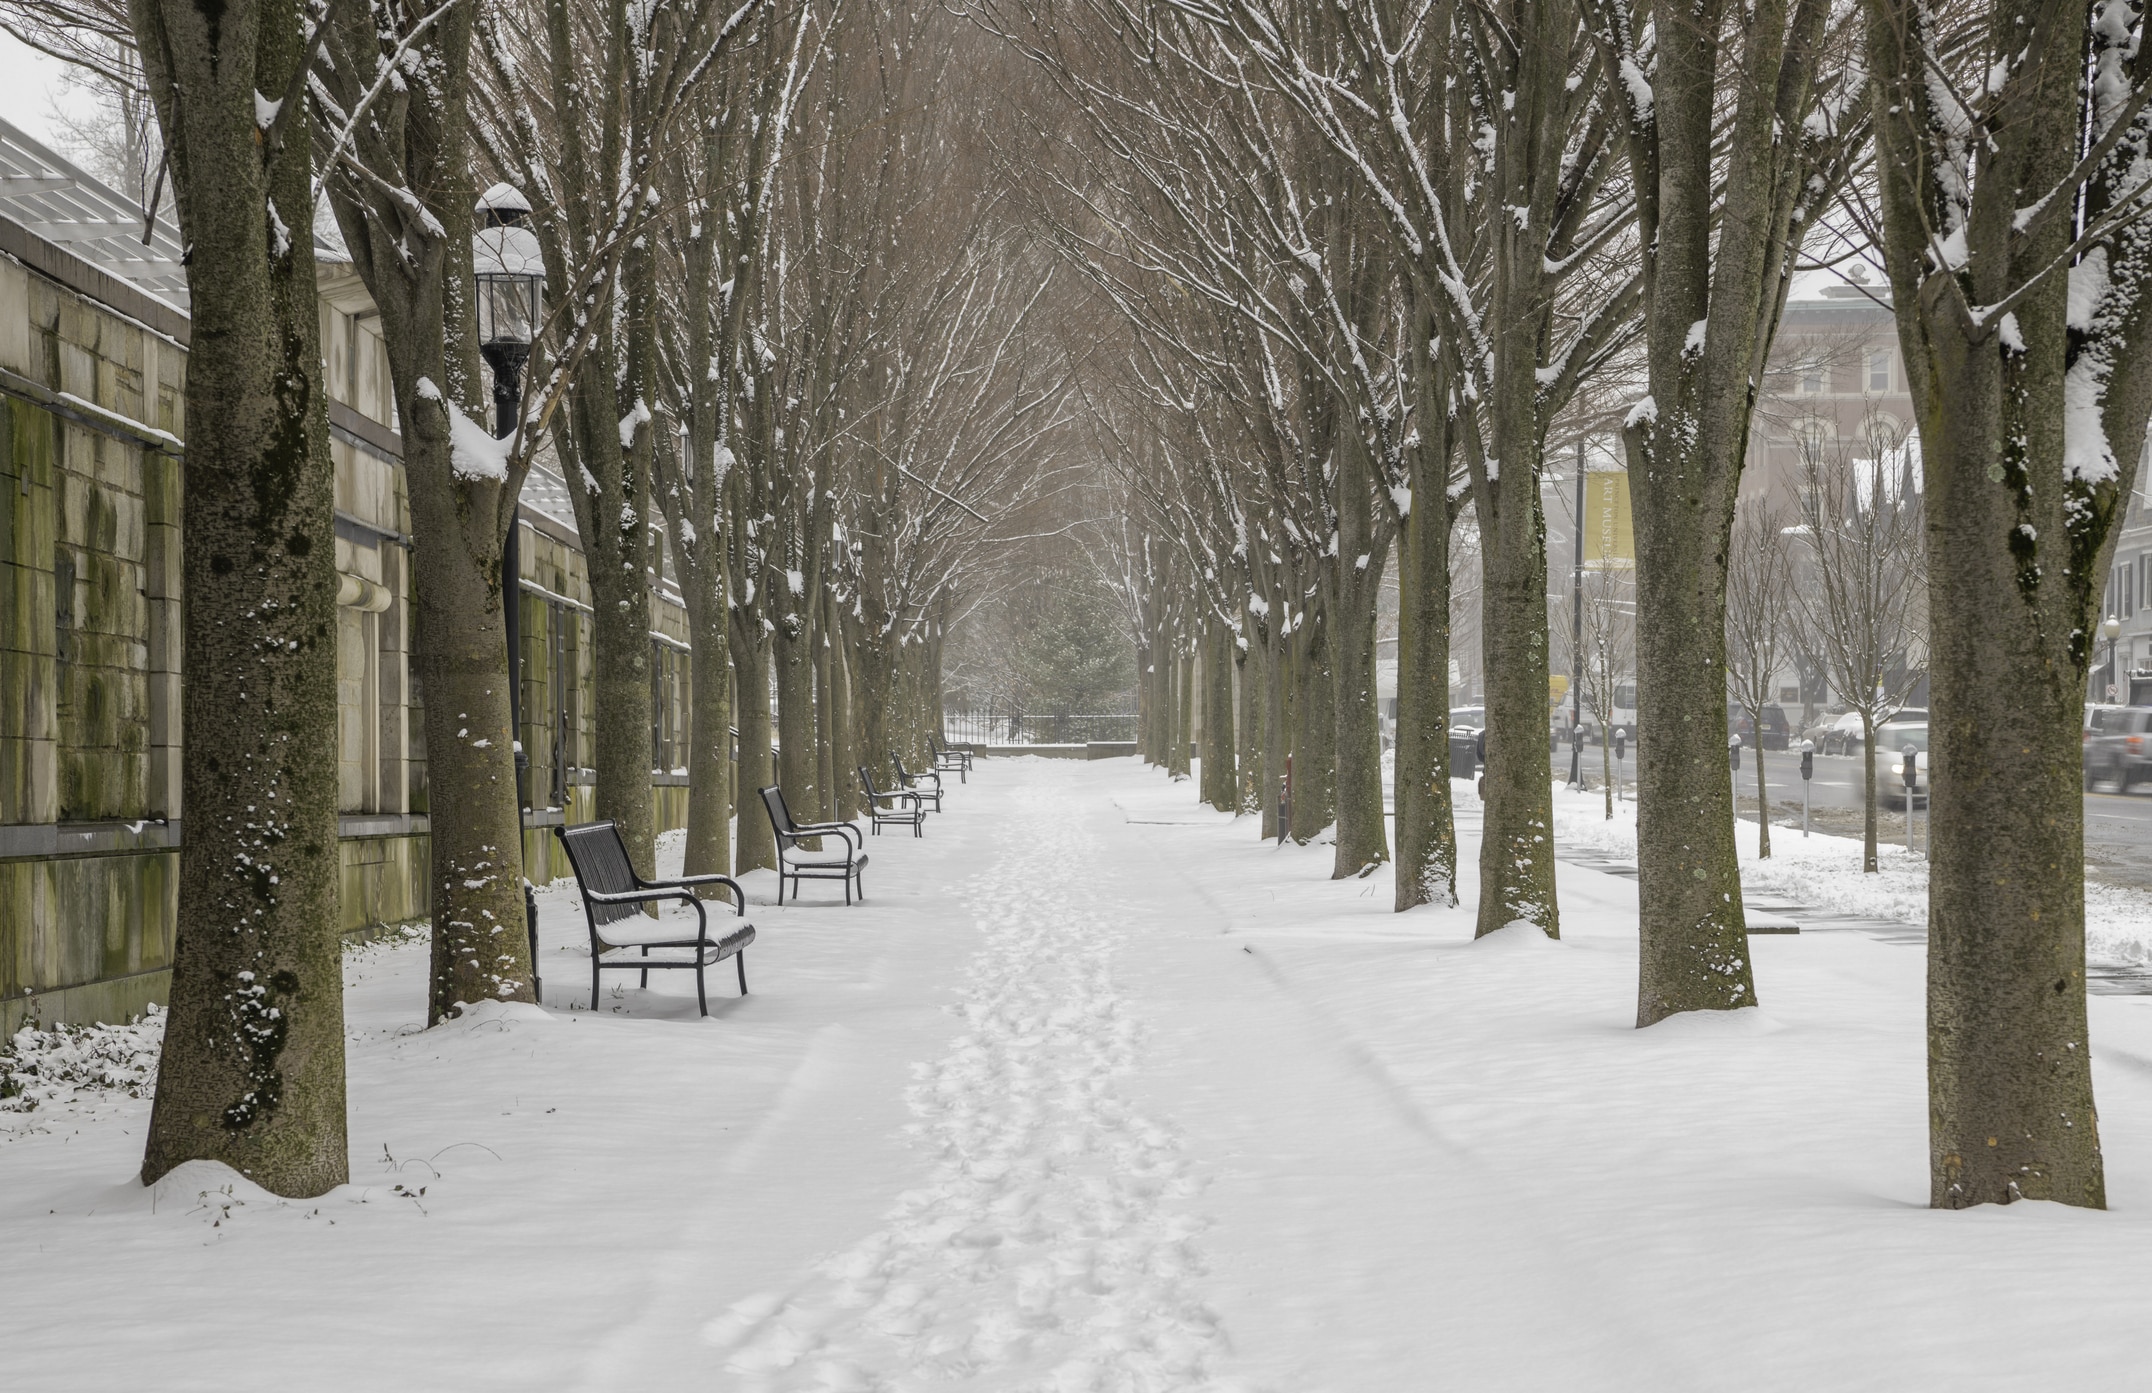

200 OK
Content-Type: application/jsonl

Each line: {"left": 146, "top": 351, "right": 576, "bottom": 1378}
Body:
{"left": 0, "top": 31, "right": 84, "bottom": 148}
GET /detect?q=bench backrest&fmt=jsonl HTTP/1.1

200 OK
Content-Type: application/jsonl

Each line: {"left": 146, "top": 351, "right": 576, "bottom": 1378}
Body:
{"left": 555, "top": 821, "right": 644, "bottom": 926}
{"left": 758, "top": 785, "right": 795, "bottom": 837}
{"left": 891, "top": 752, "right": 913, "bottom": 780}
{"left": 857, "top": 764, "right": 887, "bottom": 799}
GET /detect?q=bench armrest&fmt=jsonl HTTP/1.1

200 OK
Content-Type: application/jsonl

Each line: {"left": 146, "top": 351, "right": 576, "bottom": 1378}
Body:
{"left": 779, "top": 822, "right": 864, "bottom": 853}
{"left": 639, "top": 872, "right": 749, "bottom": 913}
{"left": 790, "top": 820, "right": 864, "bottom": 849}
{"left": 582, "top": 885, "right": 698, "bottom": 908}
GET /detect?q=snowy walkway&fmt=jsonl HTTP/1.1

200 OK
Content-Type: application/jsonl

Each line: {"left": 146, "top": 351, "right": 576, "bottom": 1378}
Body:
{"left": 8, "top": 757, "right": 2152, "bottom": 1390}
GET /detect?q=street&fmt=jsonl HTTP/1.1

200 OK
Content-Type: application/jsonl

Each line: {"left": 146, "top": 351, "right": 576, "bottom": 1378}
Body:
{"left": 1551, "top": 744, "right": 2152, "bottom": 884}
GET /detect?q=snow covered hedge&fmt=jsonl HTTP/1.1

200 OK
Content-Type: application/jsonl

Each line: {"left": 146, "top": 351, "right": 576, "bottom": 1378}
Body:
{"left": 0, "top": 1006, "right": 164, "bottom": 1114}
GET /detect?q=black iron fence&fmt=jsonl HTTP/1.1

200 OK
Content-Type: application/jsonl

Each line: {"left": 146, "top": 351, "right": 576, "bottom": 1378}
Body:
{"left": 942, "top": 708, "right": 1138, "bottom": 746}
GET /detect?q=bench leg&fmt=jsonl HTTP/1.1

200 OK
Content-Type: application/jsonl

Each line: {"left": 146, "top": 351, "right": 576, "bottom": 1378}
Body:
{"left": 592, "top": 957, "right": 601, "bottom": 1013}
{"left": 640, "top": 945, "right": 650, "bottom": 990}
{"left": 696, "top": 958, "right": 708, "bottom": 1017}
{"left": 736, "top": 951, "right": 748, "bottom": 996}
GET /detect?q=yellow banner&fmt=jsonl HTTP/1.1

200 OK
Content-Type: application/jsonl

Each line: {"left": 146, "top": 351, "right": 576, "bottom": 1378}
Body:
{"left": 1582, "top": 469, "right": 1634, "bottom": 570}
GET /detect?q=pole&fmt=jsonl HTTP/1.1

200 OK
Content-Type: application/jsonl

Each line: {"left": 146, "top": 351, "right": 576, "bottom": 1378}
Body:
{"left": 486, "top": 344, "right": 531, "bottom": 812}
{"left": 1800, "top": 740, "right": 1813, "bottom": 838}
{"left": 1568, "top": 438, "right": 1585, "bottom": 788}
{"left": 484, "top": 340, "right": 536, "bottom": 999}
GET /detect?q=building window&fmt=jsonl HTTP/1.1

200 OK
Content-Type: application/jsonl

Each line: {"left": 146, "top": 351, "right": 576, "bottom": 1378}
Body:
{"left": 1801, "top": 367, "right": 1824, "bottom": 394}
{"left": 1868, "top": 351, "right": 1891, "bottom": 392}
{"left": 650, "top": 640, "right": 686, "bottom": 774}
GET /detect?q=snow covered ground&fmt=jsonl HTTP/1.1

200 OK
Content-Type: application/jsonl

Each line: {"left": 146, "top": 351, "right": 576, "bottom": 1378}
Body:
{"left": 7, "top": 756, "right": 2152, "bottom": 1390}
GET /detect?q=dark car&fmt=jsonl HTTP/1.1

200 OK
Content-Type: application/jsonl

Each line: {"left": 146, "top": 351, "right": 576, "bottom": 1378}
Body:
{"left": 2085, "top": 706, "right": 2152, "bottom": 792}
{"left": 1729, "top": 703, "right": 1790, "bottom": 751}
{"left": 1448, "top": 706, "right": 1486, "bottom": 769}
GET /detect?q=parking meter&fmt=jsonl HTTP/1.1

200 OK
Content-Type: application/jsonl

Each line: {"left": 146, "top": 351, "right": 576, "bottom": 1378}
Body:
{"left": 1902, "top": 745, "right": 1919, "bottom": 852}
{"left": 1799, "top": 738, "right": 1814, "bottom": 837}
{"left": 1729, "top": 732, "right": 1742, "bottom": 771}
{"left": 1613, "top": 728, "right": 1627, "bottom": 761}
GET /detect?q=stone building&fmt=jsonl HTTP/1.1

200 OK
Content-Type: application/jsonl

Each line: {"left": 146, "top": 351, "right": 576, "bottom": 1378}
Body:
{"left": 0, "top": 121, "right": 690, "bottom": 1034}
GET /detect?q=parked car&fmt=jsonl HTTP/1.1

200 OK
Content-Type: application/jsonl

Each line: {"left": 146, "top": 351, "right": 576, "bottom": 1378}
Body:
{"left": 1817, "top": 710, "right": 1866, "bottom": 756}
{"left": 1448, "top": 706, "right": 1486, "bottom": 769}
{"left": 2085, "top": 706, "right": 2152, "bottom": 792}
{"left": 1809, "top": 706, "right": 1928, "bottom": 756}
{"left": 1880, "top": 723, "right": 1931, "bottom": 810}
{"left": 1798, "top": 709, "right": 1847, "bottom": 751}
{"left": 1729, "top": 703, "right": 1790, "bottom": 751}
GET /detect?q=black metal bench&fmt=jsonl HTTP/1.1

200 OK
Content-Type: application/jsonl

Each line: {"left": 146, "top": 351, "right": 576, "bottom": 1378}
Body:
{"left": 857, "top": 765, "right": 926, "bottom": 836}
{"left": 931, "top": 734, "right": 971, "bottom": 783}
{"left": 890, "top": 752, "right": 944, "bottom": 812}
{"left": 553, "top": 820, "right": 754, "bottom": 1017}
{"left": 757, "top": 785, "right": 869, "bottom": 905}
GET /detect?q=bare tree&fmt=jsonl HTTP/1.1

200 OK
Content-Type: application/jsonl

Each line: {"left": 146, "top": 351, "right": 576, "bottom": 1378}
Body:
{"left": 1787, "top": 411, "right": 1924, "bottom": 873}
{"left": 1572, "top": 569, "right": 1635, "bottom": 821}
{"left": 1726, "top": 501, "right": 1793, "bottom": 857}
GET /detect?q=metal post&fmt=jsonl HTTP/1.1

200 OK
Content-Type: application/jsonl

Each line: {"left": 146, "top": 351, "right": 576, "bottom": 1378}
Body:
{"left": 484, "top": 342, "right": 532, "bottom": 813}
{"left": 1902, "top": 747, "right": 1917, "bottom": 854}
{"left": 1729, "top": 733, "right": 1742, "bottom": 823}
{"left": 1800, "top": 740, "right": 1813, "bottom": 838}
{"left": 1568, "top": 438, "right": 1585, "bottom": 788}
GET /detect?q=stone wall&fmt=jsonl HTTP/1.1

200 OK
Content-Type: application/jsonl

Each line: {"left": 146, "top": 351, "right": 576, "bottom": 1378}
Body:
{"left": 0, "top": 223, "right": 701, "bottom": 1037}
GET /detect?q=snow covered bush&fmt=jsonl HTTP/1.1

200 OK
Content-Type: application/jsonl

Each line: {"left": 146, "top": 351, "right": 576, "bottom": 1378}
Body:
{"left": 0, "top": 1006, "right": 163, "bottom": 1114}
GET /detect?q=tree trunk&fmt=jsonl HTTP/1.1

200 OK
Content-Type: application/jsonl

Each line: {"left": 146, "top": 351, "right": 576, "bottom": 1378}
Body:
{"left": 1921, "top": 404, "right": 2106, "bottom": 1207}
{"left": 1860, "top": 716, "right": 1878, "bottom": 874}
{"left": 1754, "top": 744, "right": 1771, "bottom": 858}
{"left": 1200, "top": 620, "right": 1236, "bottom": 811}
{"left": 774, "top": 587, "right": 818, "bottom": 828}
{"left": 1235, "top": 621, "right": 1261, "bottom": 815}
{"left": 1260, "top": 618, "right": 1287, "bottom": 838}
{"left": 1473, "top": 486, "right": 1557, "bottom": 938}
{"left": 681, "top": 573, "right": 733, "bottom": 880}
{"left": 813, "top": 597, "right": 834, "bottom": 823}
{"left": 1331, "top": 434, "right": 1392, "bottom": 879}
{"left": 1393, "top": 470, "right": 1457, "bottom": 909}
{"left": 830, "top": 599, "right": 856, "bottom": 821}
{"left": 1169, "top": 651, "right": 1194, "bottom": 779}
{"left": 138, "top": 0, "right": 347, "bottom": 1194}
{"left": 1290, "top": 608, "right": 1336, "bottom": 841}
{"left": 732, "top": 612, "right": 776, "bottom": 871}
{"left": 1629, "top": 501, "right": 1748, "bottom": 1001}
{"left": 314, "top": 0, "right": 533, "bottom": 1022}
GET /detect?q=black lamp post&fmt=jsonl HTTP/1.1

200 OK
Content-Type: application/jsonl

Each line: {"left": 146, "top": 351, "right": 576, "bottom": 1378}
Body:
{"left": 474, "top": 183, "right": 544, "bottom": 810}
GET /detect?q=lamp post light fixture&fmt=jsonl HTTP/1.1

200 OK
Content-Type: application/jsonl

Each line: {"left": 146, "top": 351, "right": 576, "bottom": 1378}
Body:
{"left": 475, "top": 182, "right": 544, "bottom": 434}
{"left": 474, "top": 183, "right": 545, "bottom": 812}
